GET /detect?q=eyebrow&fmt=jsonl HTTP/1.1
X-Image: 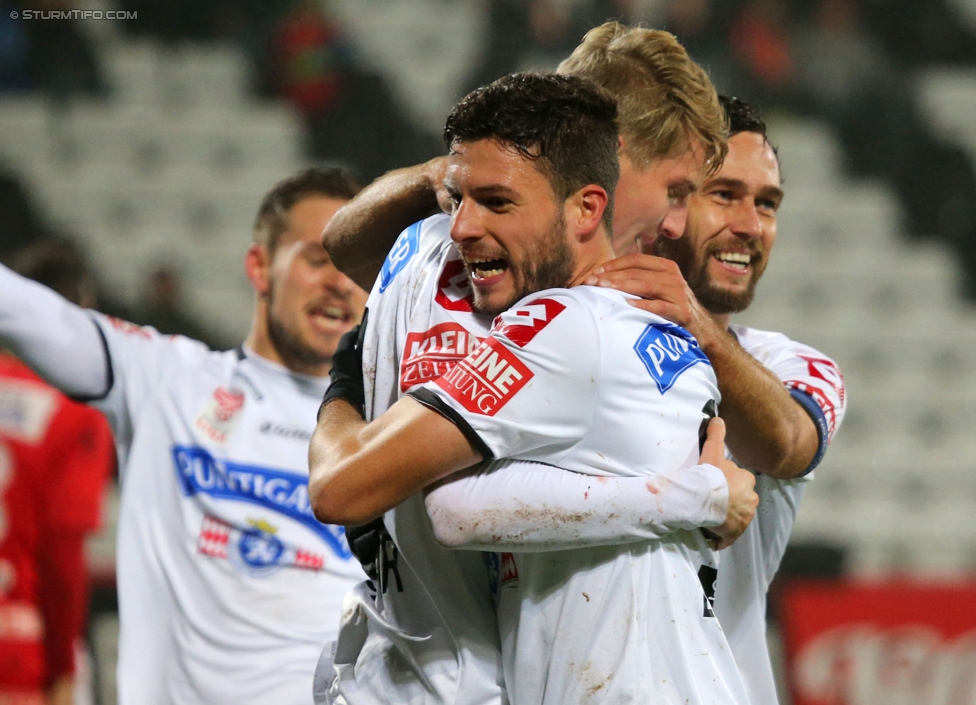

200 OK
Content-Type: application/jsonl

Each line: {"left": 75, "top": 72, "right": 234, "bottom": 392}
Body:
{"left": 706, "top": 177, "right": 784, "bottom": 203}
{"left": 668, "top": 178, "right": 698, "bottom": 196}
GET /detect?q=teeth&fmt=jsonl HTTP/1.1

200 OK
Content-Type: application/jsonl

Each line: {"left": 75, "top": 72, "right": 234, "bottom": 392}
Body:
{"left": 473, "top": 267, "right": 504, "bottom": 278}
{"left": 316, "top": 306, "right": 346, "bottom": 320}
{"left": 716, "top": 252, "right": 751, "bottom": 269}
{"left": 467, "top": 258, "right": 506, "bottom": 279}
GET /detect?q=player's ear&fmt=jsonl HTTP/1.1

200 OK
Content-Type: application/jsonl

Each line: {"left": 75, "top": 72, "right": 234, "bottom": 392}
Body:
{"left": 569, "top": 185, "right": 608, "bottom": 243}
{"left": 245, "top": 243, "right": 272, "bottom": 296}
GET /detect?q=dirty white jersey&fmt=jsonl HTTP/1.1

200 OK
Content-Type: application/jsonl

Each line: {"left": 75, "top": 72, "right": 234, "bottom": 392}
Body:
{"left": 326, "top": 214, "right": 504, "bottom": 705}
{"left": 411, "top": 283, "right": 750, "bottom": 705}
{"left": 712, "top": 325, "right": 846, "bottom": 705}
{"left": 89, "top": 317, "right": 365, "bottom": 705}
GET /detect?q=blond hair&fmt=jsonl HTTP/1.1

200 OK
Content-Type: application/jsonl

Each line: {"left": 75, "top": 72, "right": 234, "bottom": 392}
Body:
{"left": 558, "top": 22, "right": 727, "bottom": 172}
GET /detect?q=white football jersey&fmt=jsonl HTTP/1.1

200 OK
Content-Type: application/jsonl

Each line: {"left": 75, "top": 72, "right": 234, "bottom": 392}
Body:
{"left": 327, "top": 214, "right": 505, "bottom": 705}
{"left": 412, "top": 285, "right": 750, "bottom": 705}
{"left": 88, "top": 315, "right": 365, "bottom": 705}
{"left": 713, "top": 325, "right": 847, "bottom": 705}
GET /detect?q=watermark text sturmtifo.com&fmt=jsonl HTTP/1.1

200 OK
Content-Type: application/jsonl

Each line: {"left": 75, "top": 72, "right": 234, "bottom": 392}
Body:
{"left": 9, "top": 10, "right": 138, "bottom": 20}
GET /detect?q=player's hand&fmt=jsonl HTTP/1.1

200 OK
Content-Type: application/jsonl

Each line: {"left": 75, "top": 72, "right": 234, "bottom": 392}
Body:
{"left": 320, "top": 310, "right": 369, "bottom": 419}
{"left": 584, "top": 254, "right": 719, "bottom": 345}
{"left": 699, "top": 417, "right": 757, "bottom": 550}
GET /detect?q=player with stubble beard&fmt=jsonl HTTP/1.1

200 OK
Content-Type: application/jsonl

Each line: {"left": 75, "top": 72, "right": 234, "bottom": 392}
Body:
{"left": 0, "top": 168, "right": 369, "bottom": 705}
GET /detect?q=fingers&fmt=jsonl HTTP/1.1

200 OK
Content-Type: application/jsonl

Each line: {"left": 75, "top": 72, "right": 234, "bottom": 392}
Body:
{"left": 699, "top": 418, "right": 727, "bottom": 467}
{"left": 592, "top": 253, "right": 677, "bottom": 275}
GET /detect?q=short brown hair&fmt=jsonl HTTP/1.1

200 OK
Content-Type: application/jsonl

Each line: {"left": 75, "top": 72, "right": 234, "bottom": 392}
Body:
{"left": 252, "top": 167, "right": 363, "bottom": 254}
{"left": 558, "top": 22, "right": 727, "bottom": 173}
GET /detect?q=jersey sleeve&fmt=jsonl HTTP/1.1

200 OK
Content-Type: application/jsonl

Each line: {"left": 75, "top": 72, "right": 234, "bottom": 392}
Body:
{"left": 87, "top": 311, "right": 209, "bottom": 453}
{"left": 425, "top": 458, "right": 729, "bottom": 551}
{"left": 409, "top": 291, "right": 600, "bottom": 463}
{"left": 734, "top": 326, "right": 847, "bottom": 476}
{"left": 0, "top": 264, "right": 109, "bottom": 399}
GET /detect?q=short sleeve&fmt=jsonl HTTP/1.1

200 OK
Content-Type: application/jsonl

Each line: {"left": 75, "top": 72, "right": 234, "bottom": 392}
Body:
{"left": 733, "top": 326, "right": 847, "bottom": 475}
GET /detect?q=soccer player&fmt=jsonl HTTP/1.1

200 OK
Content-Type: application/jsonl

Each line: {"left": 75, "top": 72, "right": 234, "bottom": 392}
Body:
{"left": 0, "top": 168, "right": 369, "bottom": 704}
{"left": 429, "top": 95, "right": 848, "bottom": 705}
{"left": 585, "top": 95, "right": 848, "bottom": 704}
{"left": 310, "top": 71, "right": 755, "bottom": 704}
{"left": 0, "top": 242, "right": 115, "bottom": 705}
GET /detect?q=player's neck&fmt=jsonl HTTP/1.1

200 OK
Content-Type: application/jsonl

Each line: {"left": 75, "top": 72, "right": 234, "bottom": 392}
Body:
{"left": 569, "top": 237, "right": 615, "bottom": 287}
{"left": 711, "top": 311, "right": 732, "bottom": 330}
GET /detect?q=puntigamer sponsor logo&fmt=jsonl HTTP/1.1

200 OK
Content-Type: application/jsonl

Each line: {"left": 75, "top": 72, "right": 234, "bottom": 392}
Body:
{"left": 634, "top": 323, "right": 710, "bottom": 394}
{"left": 400, "top": 322, "right": 483, "bottom": 391}
{"left": 435, "top": 337, "right": 531, "bottom": 416}
{"left": 171, "top": 445, "right": 350, "bottom": 559}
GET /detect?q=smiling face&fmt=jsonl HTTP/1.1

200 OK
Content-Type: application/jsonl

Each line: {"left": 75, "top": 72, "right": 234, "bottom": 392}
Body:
{"left": 445, "top": 138, "right": 576, "bottom": 316}
{"left": 247, "top": 195, "right": 368, "bottom": 375}
{"left": 611, "top": 141, "right": 706, "bottom": 256}
{"left": 653, "top": 131, "right": 783, "bottom": 315}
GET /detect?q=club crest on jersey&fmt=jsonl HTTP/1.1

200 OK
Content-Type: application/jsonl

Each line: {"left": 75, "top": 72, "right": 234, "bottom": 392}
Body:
{"left": 197, "top": 515, "right": 328, "bottom": 577}
{"left": 107, "top": 316, "right": 152, "bottom": 339}
{"left": 435, "top": 337, "right": 532, "bottom": 416}
{"left": 634, "top": 323, "right": 710, "bottom": 394}
{"left": 173, "top": 445, "right": 352, "bottom": 560}
{"left": 788, "top": 355, "right": 845, "bottom": 437}
{"left": 434, "top": 258, "right": 475, "bottom": 312}
{"left": 485, "top": 552, "right": 519, "bottom": 598}
{"left": 401, "top": 322, "right": 483, "bottom": 392}
{"left": 195, "top": 387, "right": 245, "bottom": 443}
{"left": 492, "top": 298, "right": 565, "bottom": 347}
{"left": 379, "top": 221, "right": 420, "bottom": 293}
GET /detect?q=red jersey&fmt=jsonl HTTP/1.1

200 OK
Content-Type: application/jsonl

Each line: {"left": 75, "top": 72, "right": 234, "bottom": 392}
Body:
{"left": 0, "top": 354, "right": 114, "bottom": 694}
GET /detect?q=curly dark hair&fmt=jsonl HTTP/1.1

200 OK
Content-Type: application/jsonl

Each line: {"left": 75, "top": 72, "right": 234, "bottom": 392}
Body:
{"left": 443, "top": 72, "right": 620, "bottom": 231}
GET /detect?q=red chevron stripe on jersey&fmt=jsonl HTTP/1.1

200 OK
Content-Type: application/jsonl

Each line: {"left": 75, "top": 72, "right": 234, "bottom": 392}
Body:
{"left": 434, "top": 259, "right": 474, "bottom": 312}
{"left": 493, "top": 298, "right": 566, "bottom": 348}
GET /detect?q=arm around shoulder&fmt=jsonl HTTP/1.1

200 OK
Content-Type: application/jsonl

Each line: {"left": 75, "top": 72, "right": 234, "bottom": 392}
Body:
{"left": 322, "top": 157, "right": 449, "bottom": 290}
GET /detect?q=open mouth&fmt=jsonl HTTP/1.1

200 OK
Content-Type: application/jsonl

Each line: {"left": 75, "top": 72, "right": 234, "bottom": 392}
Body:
{"left": 465, "top": 257, "right": 509, "bottom": 282}
{"left": 309, "top": 302, "right": 352, "bottom": 326}
{"left": 713, "top": 251, "right": 752, "bottom": 272}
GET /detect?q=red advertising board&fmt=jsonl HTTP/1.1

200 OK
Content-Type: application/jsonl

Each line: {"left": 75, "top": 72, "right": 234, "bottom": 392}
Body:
{"left": 778, "top": 580, "right": 976, "bottom": 705}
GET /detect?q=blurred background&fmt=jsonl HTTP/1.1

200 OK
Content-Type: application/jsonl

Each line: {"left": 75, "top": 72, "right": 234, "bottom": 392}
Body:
{"left": 2, "top": 0, "right": 976, "bottom": 702}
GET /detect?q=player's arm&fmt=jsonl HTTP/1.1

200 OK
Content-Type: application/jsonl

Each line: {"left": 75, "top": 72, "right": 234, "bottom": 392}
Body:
{"left": 0, "top": 264, "right": 109, "bottom": 399}
{"left": 587, "top": 254, "right": 819, "bottom": 479}
{"left": 308, "top": 394, "right": 485, "bottom": 526}
{"left": 425, "top": 417, "right": 757, "bottom": 551}
{"left": 321, "top": 156, "right": 449, "bottom": 289}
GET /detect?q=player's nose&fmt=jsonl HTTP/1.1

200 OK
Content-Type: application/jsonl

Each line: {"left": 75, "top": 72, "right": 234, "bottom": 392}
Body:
{"left": 729, "top": 200, "right": 762, "bottom": 240}
{"left": 449, "top": 198, "right": 485, "bottom": 244}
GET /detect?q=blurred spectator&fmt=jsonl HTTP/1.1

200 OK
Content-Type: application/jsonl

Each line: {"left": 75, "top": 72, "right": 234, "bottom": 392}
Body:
{"left": 661, "top": 0, "right": 976, "bottom": 302}
{"left": 461, "top": 0, "right": 646, "bottom": 94}
{"left": 0, "top": 169, "right": 49, "bottom": 259}
{"left": 861, "top": 0, "right": 976, "bottom": 67}
{"left": 133, "top": 264, "right": 230, "bottom": 350}
{"left": 19, "top": 0, "right": 108, "bottom": 100}
{"left": 270, "top": 0, "right": 441, "bottom": 181}
{"left": 0, "top": 5, "right": 31, "bottom": 92}
{"left": 0, "top": 241, "right": 115, "bottom": 705}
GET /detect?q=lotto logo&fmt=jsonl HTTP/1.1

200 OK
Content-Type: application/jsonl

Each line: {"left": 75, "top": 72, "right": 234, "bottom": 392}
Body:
{"left": 435, "top": 337, "right": 532, "bottom": 416}
{"left": 493, "top": 298, "right": 566, "bottom": 347}
{"left": 401, "top": 323, "right": 483, "bottom": 391}
{"left": 634, "top": 323, "right": 710, "bottom": 393}
{"left": 434, "top": 258, "right": 474, "bottom": 312}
